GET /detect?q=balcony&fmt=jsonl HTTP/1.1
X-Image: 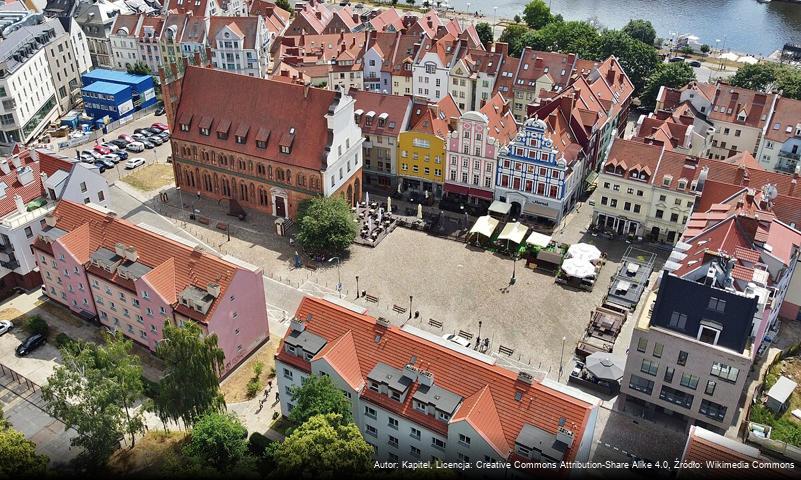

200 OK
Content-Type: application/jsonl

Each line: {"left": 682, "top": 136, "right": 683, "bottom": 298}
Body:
{"left": 776, "top": 150, "right": 801, "bottom": 173}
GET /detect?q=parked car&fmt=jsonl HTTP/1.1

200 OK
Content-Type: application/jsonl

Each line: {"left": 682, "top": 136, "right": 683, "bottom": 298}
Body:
{"left": 125, "top": 157, "right": 145, "bottom": 169}
{"left": 142, "top": 140, "right": 155, "bottom": 149}
{"left": 79, "top": 151, "right": 95, "bottom": 162}
{"left": 126, "top": 141, "right": 145, "bottom": 152}
{"left": 118, "top": 133, "right": 134, "bottom": 142}
{"left": 145, "top": 127, "right": 164, "bottom": 136}
{"left": 101, "top": 154, "right": 120, "bottom": 164}
{"left": 82, "top": 149, "right": 101, "bottom": 160}
{"left": 115, "top": 150, "right": 128, "bottom": 161}
{"left": 688, "top": 60, "right": 702, "bottom": 67}
{"left": 442, "top": 333, "right": 471, "bottom": 349}
{"left": 158, "top": 131, "right": 170, "bottom": 141}
{"left": 16, "top": 333, "right": 45, "bottom": 356}
{"left": 0, "top": 320, "right": 13, "bottom": 336}
{"left": 95, "top": 158, "right": 115, "bottom": 169}
{"left": 151, "top": 122, "right": 169, "bottom": 131}
{"left": 102, "top": 143, "right": 119, "bottom": 152}
{"left": 148, "top": 136, "right": 163, "bottom": 146}
{"left": 668, "top": 56, "right": 685, "bottom": 63}
{"left": 134, "top": 128, "right": 151, "bottom": 136}
{"left": 109, "top": 139, "right": 128, "bottom": 149}
{"left": 155, "top": 106, "right": 165, "bottom": 116}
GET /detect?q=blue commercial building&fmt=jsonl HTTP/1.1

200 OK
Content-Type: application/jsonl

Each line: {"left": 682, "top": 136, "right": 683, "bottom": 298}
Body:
{"left": 82, "top": 81, "right": 133, "bottom": 122}
{"left": 80, "top": 69, "right": 157, "bottom": 120}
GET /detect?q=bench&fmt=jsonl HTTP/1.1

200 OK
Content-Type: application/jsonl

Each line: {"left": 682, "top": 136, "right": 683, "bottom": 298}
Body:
{"left": 392, "top": 304, "right": 407, "bottom": 315}
{"left": 457, "top": 330, "right": 473, "bottom": 341}
{"left": 303, "top": 261, "right": 317, "bottom": 271}
{"left": 498, "top": 345, "right": 514, "bottom": 356}
{"left": 216, "top": 222, "right": 228, "bottom": 231}
{"left": 428, "top": 318, "right": 442, "bottom": 329}
{"left": 198, "top": 216, "right": 210, "bottom": 225}
{"left": 364, "top": 293, "right": 378, "bottom": 303}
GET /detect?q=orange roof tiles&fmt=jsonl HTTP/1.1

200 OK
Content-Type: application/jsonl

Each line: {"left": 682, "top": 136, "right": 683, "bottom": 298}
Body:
{"left": 709, "top": 83, "right": 776, "bottom": 130}
{"left": 765, "top": 96, "right": 801, "bottom": 143}
{"left": 0, "top": 151, "right": 45, "bottom": 218}
{"left": 452, "top": 385, "right": 510, "bottom": 457}
{"left": 281, "top": 296, "right": 596, "bottom": 462}
{"left": 313, "top": 331, "right": 363, "bottom": 390}
{"left": 45, "top": 201, "right": 246, "bottom": 320}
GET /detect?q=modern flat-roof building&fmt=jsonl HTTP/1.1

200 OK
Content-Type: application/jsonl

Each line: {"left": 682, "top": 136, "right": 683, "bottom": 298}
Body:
{"left": 81, "top": 68, "right": 157, "bottom": 113}
{"left": 33, "top": 200, "right": 269, "bottom": 375}
{"left": 81, "top": 80, "right": 132, "bottom": 121}
{"left": 276, "top": 296, "right": 600, "bottom": 466}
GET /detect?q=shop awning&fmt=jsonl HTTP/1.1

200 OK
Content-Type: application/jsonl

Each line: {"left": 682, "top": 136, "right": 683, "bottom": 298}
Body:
{"left": 498, "top": 222, "right": 529, "bottom": 245}
{"left": 444, "top": 183, "right": 494, "bottom": 200}
{"left": 488, "top": 200, "right": 511, "bottom": 216}
{"left": 469, "top": 215, "right": 499, "bottom": 239}
{"left": 526, "top": 231, "right": 552, "bottom": 248}
{"left": 523, "top": 202, "right": 557, "bottom": 219}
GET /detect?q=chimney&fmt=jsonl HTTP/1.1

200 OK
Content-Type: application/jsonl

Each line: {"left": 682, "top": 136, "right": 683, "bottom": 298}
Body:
{"left": 791, "top": 179, "right": 798, "bottom": 197}
{"left": 315, "top": 11, "right": 321, "bottom": 20}
{"left": 340, "top": 42, "right": 346, "bottom": 53}
{"left": 304, "top": 83, "right": 310, "bottom": 98}
{"left": 606, "top": 67, "right": 615, "bottom": 85}
{"left": 353, "top": 13, "right": 359, "bottom": 24}
{"left": 745, "top": 187, "right": 755, "bottom": 205}
{"left": 560, "top": 93, "right": 575, "bottom": 114}
{"left": 494, "top": 42, "right": 508, "bottom": 56}
{"left": 10, "top": 155, "right": 21, "bottom": 168}
{"left": 13, "top": 194, "right": 24, "bottom": 214}
{"left": 40, "top": 171, "right": 48, "bottom": 186}
{"left": 0, "top": 159, "right": 10, "bottom": 175}
{"left": 534, "top": 56, "right": 543, "bottom": 68}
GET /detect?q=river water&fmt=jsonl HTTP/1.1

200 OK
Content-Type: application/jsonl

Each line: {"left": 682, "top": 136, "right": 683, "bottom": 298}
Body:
{"left": 449, "top": 0, "right": 801, "bottom": 56}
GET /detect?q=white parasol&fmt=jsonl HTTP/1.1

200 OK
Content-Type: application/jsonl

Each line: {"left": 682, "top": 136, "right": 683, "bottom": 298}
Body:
{"left": 417, "top": 203, "right": 423, "bottom": 220}
{"left": 561, "top": 258, "right": 596, "bottom": 279}
{"left": 365, "top": 191, "right": 370, "bottom": 206}
{"left": 566, "top": 243, "right": 602, "bottom": 263}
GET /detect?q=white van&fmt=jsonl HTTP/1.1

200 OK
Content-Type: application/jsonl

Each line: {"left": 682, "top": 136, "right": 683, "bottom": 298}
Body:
{"left": 126, "top": 141, "right": 144, "bottom": 152}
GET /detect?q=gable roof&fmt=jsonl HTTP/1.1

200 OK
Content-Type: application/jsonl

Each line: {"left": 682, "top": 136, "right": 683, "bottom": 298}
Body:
{"left": 209, "top": 16, "right": 259, "bottom": 49}
{"left": 479, "top": 93, "right": 518, "bottom": 146}
{"left": 764, "top": 96, "right": 801, "bottom": 143}
{"left": 39, "top": 201, "right": 249, "bottom": 321}
{"left": 279, "top": 296, "right": 596, "bottom": 462}
{"left": 0, "top": 151, "right": 45, "bottom": 219}
{"left": 165, "top": 0, "right": 208, "bottom": 17}
{"left": 172, "top": 66, "right": 340, "bottom": 171}
{"left": 350, "top": 90, "right": 411, "bottom": 137}
{"left": 709, "top": 83, "right": 775, "bottom": 129}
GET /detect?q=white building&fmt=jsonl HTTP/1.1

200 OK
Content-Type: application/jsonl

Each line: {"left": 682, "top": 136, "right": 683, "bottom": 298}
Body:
{"left": 41, "top": 18, "right": 84, "bottom": 115}
{"left": 0, "top": 147, "right": 108, "bottom": 296}
{"left": 209, "top": 16, "right": 269, "bottom": 78}
{"left": 412, "top": 36, "right": 465, "bottom": 103}
{"left": 276, "top": 296, "right": 600, "bottom": 466}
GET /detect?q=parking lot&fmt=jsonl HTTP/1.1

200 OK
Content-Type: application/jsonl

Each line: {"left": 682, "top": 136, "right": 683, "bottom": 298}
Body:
{"left": 54, "top": 112, "right": 173, "bottom": 185}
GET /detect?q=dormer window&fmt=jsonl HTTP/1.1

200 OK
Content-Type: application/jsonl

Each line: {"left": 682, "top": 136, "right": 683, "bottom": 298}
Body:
{"left": 413, "top": 399, "right": 426, "bottom": 412}
{"left": 698, "top": 324, "right": 721, "bottom": 345}
{"left": 200, "top": 127, "right": 210, "bottom": 136}
{"left": 662, "top": 175, "right": 672, "bottom": 187}
{"left": 678, "top": 179, "right": 687, "bottom": 190}
{"left": 369, "top": 380, "right": 379, "bottom": 392}
{"left": 236, "top": 136, "right": 246, "bottom": 144}
{"left": 280, "top": 145, "right": 290, "bottom": 154}
{"left": 256, "top": 141, "right": 266, "bottom": 149}
{"left": 437, "top": 410, "right": 450, "bottom": 421}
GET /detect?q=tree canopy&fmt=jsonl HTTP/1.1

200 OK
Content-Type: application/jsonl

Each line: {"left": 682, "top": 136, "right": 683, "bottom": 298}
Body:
{"left": 184, "top": 412, "right": 249, "bottom": 472}
{"left": 729, "top": 63, "right": 801, "bottom": 100}
{"left": 622, "top": 19, "right": 657, "bottom": 46}
{"left": 475, "top": 22, "right": 493, "bottom": 50}
{"left": 154, "top": 321, "right": 226, "bottom": 428}
{"left": 296, "top": 196, "right": 357, "bottom": 256}
{"left": 275, "top": 0, "right": 290, "bottom": 12}
{"left": 522, "top": 21, "right": 600, "bottom": 58}
{"left": 0, "top": 427, "right": 48, "bottom": 476}
{"left": 523, "top": 0, "right": 553, "bottom": 30}
{"left": 640, "top": 62, "right": 696, "bottom": 110}
{"left": 272, "top": 414, "right": 372, "bottom": 477}
{"left": 498, "top": 23, "right": 531, "bottom": 57}
{"left": 592, "top": 30, "right": 660, "bottom": 92}
{"left": 127, "top": 62, "right": 152, "bottom": 76}
{"left": 41, "top": 335, "right": 146, "bottom": 470}
{"left": 288, "top": 375, "right": 353, "bottom": 427}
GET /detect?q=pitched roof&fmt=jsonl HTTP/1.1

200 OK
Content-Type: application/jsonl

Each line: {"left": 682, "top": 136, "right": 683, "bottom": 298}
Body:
{"left": 313, "top": 330, "right": 363, "bottom": 390}
{"left": 411, "top": 95, "right": 460, "bottom": 138}
{"left": 350, "top": 90, "right": 411, "bottom": 136}
{"left": 165, "top": 0, "right": 208, "bottom": 17}
{"left": 41, "top": 201, "right": 248, "bottom": 321}
{"left": 709, "top": 83, "right": 775, "bottom": 129}
{"left": 764, "top": 96, "right": 801, "bottom": 143}
{"left": 37, "top": 150, "right": 75, "bottom": 177}
{"left": 279, "top": 296, "right": 596, "bottom": 461}
{"left": 451, "top": 385, "right": 510, "bottom": 457}
{"left": 516, "top": 49, "right": 576, "bottom": 92}
{"left": 209, "top": 16, "right": 259, "bottom": 49}
{"left": 0, "top": 152, "right": 45, "bottom": 219}
{"left": 368, "top": 7, "right": 403, "bottom": 32}
{"left": 604, "top": 139, "right": 663, "bottom": 183}
{"left": 479, "top": 93, "right": 518, "bottom": 146}
{"left": 682, "top": 426, "right": 762, "bottom": 466}
{"left": 172, "top": 66, "right": 340, "bottom": 171}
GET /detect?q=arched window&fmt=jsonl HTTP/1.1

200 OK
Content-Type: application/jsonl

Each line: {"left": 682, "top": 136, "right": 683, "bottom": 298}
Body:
{"left": 297, "top": 173, "right": 304, "bottom": 186}
{"left": 267, "top": 165, "right": 273, "bottom": 179}
{"left": 277, "top": 169, "right": 284, "bottom": 181}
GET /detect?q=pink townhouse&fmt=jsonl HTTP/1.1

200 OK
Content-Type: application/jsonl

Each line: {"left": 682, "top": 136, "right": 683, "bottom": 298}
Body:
{"left": 32, "top": 200, "right": 269, "bottom": 375}
{"left": 444, "top": 92, "right": 517, "bottom": 212}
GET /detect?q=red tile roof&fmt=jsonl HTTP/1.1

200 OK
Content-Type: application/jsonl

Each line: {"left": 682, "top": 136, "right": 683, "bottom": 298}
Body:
{"left": 369, "top": 8, "right": 404, "bottom": 32}
{"left": 166, "top": 0, "right": 209, "bottom": 16}
{"left": 172, "top": 66, "right": 340, "bottom": 171}
{"left": 36, "top": 150, "right": 75, "bottom": 177}
{"left": 604, "top": 139, "right": 663, "bottom": 183}
{"left": 480, "top": 93, "right": 518, "bottom": 147}
{"left": 516, "top": 49, "right": 576, "bottom": 93}
{"left": 764, "top": 96, "right": 801, "bottom": 143}
{"left": 41, "top": 201, "right": 247, "bottom": 321}
{"left": 209, "top": 16, "right": 260, "bottom": 50}
{"left": 350, "top": 90, "right": 411, "bottom": 137}
{"left": 280, "top": 296, "right": 596, "bottom": 462}
{"left": 313, "top": 330, "right": 363, "bottom": 390}
{"left": 0, "top": 151, "right": 45, "bottom": 218}
{"left": 709, "top": 83, "right": 776, "bottom": 130}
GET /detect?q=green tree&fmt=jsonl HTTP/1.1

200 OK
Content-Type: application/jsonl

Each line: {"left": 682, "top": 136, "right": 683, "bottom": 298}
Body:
{"left": 522, "top": 20, "right": 599, "bottom": 58}
{"left": 593, "top": 30, "right": 660, "bottom": 92}
{"left": 272, "top": 414, "right": 372, "bottom": 477}
{"left": 100, "top": 334, "right": 147, "bottom": 447}
{"left": 475, "top": 22, "right": 493, "bottom": 50}
{"left": 498, "top": 23, "right": 530, "bottom": 57}
{"left": 700, "top": 44, "right": 711, "bottom": 54}
{"left": 127, "top": 62, "right": 152, "bottom": 76}
{"left": 730, "top": 63, "right": 778, "bottom": 92}
{"left": 24, "top": 316, "right": 48, "bottom": 336}
{"left": 295, "top": 196, "right": 357, "bottom": 256}
{"left": 41, "top": 341, "right": 135, "bottom": 469}
{"left": 275, "top": 0, "right": 290, "bottom": 11}
{"left": 640, "top": 62, "right": 696, "bottom": 109}
{"left": 777, "top": 67, "right": 801, "bottom": 100}
{"left": 622, "top": 19, "right": 656, "bottom": 46}
{"left": 0, "top": 428, "right": 48, "bottom": 476}
{"left": 523, "top": 0, "right": 553, "bottom": 30}
{"left": 184, "top": 412, "right": 249, "bottom": 472}
{"left": 288, "top": 375, "right": 352, "bottom": 426}
{"left": 154, "top": 321, "right": 226, "bottom": 428}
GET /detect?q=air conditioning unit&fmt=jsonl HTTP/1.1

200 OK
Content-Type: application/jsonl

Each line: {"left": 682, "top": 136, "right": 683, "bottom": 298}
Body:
{"left": 556, "top": 426, "right": 575, "bottom": 448}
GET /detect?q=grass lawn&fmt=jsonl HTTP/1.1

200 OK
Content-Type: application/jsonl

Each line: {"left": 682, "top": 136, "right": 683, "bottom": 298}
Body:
{"left": 121, "top": 164, "right": 175, "bottom": 192}
{"left": 220, "top": 336, "right": 279, "bottom": 403}
{"left": 109, "top": 431, "right": 188, "bottom": 475}
{"left": 751, "top": 355, "right": 801, "bottom": 447}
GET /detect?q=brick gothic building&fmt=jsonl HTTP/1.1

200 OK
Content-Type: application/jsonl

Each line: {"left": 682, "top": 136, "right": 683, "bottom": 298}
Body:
{"left": 165, "top": 66, "right": 363, "bottom": 219}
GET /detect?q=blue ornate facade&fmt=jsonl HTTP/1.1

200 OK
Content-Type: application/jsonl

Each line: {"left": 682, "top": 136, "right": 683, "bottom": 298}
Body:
{"left": 494, "top": 118, "right": 584, "bottom": 225}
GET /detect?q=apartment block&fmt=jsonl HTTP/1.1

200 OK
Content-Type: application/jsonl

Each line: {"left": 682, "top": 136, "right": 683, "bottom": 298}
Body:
{"left": 33, "top": 200, "right": 269, "bottom": 375}
{"left": 276, "top": 296, "right": 600, "bottom": 466}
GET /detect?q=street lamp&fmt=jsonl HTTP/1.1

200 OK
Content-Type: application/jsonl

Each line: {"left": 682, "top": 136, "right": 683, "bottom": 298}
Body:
{"left": 176, "top": 186, "right": 184, "bottom": 219}
{"left": 510, "top": 254, "right": 517, "bottom": 285}
{"left": 408, "top": 295, "right": 413, "bottom": 320}
{"left": 558, "top": 336, "right": 566, "bottom": 381}
{"left": 355, "top": 275, "right": 360, "bottom": 299}
{"left": 329, "top": 256, "right": 342, "bottom": 298}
